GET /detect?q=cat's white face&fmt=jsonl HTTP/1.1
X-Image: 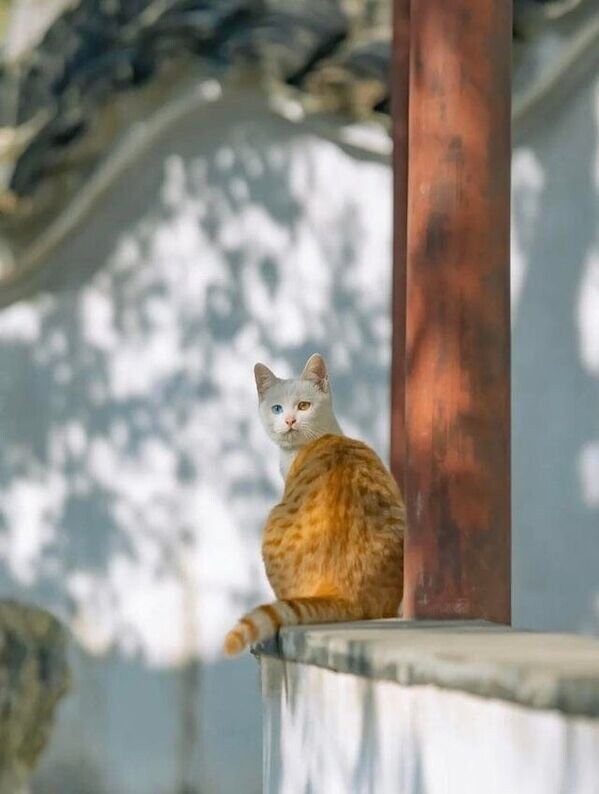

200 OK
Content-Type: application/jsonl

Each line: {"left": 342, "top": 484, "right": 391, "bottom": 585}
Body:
{"left": 255, "top": 354, "right": 340, "bottom": 451}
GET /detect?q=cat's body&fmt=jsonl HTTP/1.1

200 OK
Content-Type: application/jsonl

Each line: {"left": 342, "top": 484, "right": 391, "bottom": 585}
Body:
{"left": 224, "top": 355, "right": 405, "bottom": 656}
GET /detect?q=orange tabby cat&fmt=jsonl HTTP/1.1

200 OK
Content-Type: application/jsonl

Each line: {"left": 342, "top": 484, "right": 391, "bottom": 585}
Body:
{"left": 224, "top": 354, "right": 404, "bottom": 656}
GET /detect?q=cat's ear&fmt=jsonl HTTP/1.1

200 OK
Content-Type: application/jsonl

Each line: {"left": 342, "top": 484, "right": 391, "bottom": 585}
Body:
{"left": 254, "top": 363, "right": 278, "bottom": 399}
{"left": 301, "top": 353, "right": 329, "bottom": 393}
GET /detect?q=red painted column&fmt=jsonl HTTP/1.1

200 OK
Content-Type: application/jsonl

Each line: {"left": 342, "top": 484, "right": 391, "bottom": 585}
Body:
{"left": 402, "top": 0, "right": 512, "bottom": 623}
{"left": 390, "top": 0, "right": 411, "bottom": 496}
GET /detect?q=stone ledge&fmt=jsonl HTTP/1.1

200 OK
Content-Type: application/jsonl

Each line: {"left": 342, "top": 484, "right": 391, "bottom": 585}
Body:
{"left": 254, "top": 620, "right": 599, "bottom": 719}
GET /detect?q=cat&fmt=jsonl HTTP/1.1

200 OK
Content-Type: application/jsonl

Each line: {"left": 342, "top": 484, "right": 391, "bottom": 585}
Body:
{"left": 224, "top": 354, "right": 404, "bottom": 656}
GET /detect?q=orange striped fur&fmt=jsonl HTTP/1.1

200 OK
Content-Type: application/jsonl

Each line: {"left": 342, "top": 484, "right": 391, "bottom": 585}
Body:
{"left": 224, "top": 433, "right": 405, "bottom": 656}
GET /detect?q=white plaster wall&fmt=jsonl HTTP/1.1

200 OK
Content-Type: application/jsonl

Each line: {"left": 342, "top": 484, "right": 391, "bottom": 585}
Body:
{"left": 0, "top": 92, "right": 392, "bottom": 793}
{"left": 0, "top": 66, "right": 595, "bottom": 792}
{"left": 511, "top": 74, "right": 599, "bottom": 635}
{"left": 261, "top": 657, "right": 599, "bottom": 794}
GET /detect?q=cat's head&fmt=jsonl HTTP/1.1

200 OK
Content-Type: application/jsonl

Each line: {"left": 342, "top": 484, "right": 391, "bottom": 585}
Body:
{"left": 254, "top": 354, "right": 338, "bottom": 450}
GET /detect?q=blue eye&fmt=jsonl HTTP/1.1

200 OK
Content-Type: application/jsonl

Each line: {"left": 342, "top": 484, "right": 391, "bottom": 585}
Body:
{"left": 271, "top": 404, "right": 283, "bottom": 415}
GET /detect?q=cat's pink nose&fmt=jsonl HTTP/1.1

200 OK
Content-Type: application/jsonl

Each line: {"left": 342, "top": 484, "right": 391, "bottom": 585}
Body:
{"left": 285, "top": 416, "right": 297, "bottom": 428}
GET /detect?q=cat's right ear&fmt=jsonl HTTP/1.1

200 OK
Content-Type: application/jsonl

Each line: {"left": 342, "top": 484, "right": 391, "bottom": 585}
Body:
{"left": 254, "top": 363, "right": 278, "bottom": 399}
{"left": 301, "top": 353, "right": 329, "bottom": 392}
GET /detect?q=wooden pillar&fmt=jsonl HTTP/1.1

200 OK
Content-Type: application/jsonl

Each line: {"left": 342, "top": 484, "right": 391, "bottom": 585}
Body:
{"left": 390, "top": 0, "right": 410, "bottom": 494}
{"left": 400, "top": 0, "right": 512, "bottom": 623}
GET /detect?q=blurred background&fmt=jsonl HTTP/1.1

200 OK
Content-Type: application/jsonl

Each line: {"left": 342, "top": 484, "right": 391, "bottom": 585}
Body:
{"left": 0, "top": 1, "right": 597, "bottom": 792}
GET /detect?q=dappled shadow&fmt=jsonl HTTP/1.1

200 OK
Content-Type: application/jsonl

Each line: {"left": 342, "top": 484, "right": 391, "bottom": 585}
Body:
{"left": 0, "top": 90, "right": 392, "bottom": 792}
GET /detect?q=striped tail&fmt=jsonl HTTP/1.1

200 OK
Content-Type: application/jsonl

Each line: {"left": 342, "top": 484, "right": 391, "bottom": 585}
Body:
{"left": 224, "top": 597, "right": 363, "bottom": 657}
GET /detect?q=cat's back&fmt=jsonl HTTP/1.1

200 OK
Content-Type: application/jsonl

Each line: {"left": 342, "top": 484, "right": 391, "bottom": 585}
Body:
{"left": 264, "top": 434, "right": 404, "bottom": 609}
{"left": 276, "top": 434, "right": 404, "bottom": 529}
{"left": 292, "top": 433, "right": 399, "bottom": 488}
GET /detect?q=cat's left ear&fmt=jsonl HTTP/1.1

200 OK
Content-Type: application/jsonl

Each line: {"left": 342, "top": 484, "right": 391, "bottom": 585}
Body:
{"left": 301, "top": 353, "right": 329, "bottom": 393}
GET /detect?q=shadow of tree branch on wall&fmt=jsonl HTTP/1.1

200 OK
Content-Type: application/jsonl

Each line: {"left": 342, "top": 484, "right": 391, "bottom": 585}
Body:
{"left": 0, "top": 91, "right": 392, "bottom": 793}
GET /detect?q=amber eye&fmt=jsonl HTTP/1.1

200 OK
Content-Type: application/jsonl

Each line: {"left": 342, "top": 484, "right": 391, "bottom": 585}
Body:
{"left": 297, "top": 401, "right": 311, "bottom": 411}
